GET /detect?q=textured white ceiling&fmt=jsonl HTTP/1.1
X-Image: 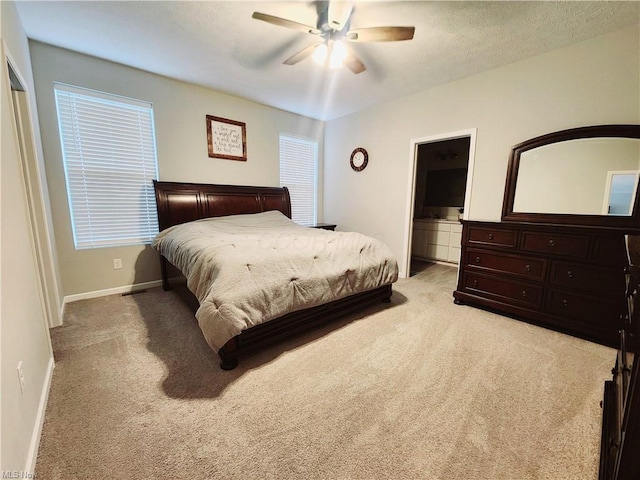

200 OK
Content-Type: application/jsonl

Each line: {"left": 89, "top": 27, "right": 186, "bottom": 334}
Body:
{"left": 14, "top": 1, "right": 640, "bottom": 121}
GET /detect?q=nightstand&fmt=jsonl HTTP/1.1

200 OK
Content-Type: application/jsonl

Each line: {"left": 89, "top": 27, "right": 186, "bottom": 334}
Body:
{"left": 308, "top": 223, "right": 337, "bottom": 231}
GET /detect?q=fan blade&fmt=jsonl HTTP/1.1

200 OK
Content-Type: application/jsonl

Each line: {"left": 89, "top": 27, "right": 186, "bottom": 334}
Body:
{"left": 347, "top": 26, "right": 415, "bottom": 42}
{"left": 252, "top": 12, "right": 321, "bottom": 35}
{"left": 283, "top": 44, "right": 319, "bottom": 65}
{"left": 343, "top": 48, "right": 366, "bottom": 74}
{"left": 328, "top": 1, "right": 354, "bottom": 31}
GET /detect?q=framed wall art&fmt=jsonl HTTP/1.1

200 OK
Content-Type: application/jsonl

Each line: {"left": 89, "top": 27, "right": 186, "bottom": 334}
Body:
{"left": 206, "top": 115, "right": 247, "bottom": 161}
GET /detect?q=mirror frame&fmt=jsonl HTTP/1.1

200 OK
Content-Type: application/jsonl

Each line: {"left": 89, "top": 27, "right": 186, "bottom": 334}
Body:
{"left": 501, "top": 124, "right": 640, "bottom": 229}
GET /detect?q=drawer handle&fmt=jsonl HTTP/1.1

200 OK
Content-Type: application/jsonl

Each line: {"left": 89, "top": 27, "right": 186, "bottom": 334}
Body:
{"left": 472, "top": 279, "right": 478, "bottom": 287}
{"left": 567, "top": 270, "right": 573, "bottom": 278}
{"left": 548, "top": 239, "right": 555, "bottom": 247}
{"left": 521, "top": 290, "right": 528, "bottom": 297}
{"left": 562, "top": 299, "right": 568, "bottom": 307}
{"left": 475, "top": 256, "right": 481, "bottom": 263}
{"left": 525, "top": 264, "right": 532, "bottom": 272}
{"left": 488, "top": 233, "right": 494, "bottom": 240}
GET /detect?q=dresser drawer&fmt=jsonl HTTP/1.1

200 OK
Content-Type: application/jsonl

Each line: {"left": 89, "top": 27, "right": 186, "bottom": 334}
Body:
{"left": 521, "top": 231, "right": 589, "bottom": 258}
{"left": 549, "top": 261, "right": 625, "bottom": 297}
{"left": 467, "top": 227, "right": 517, "bottom": 249}
{"left": 465, "top": 248, "right": 546, "bottom": 281}
{"left": 462, "top": 272, "right": 543, "bottom": 308}
{"left": 545, "top": 289, "right": 625, "bottom": 326}
{"left": 592, "top": 236, "right": 628, "bottom": 265}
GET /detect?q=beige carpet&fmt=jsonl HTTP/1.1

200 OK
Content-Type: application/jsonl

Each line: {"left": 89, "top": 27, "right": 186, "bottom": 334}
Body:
{"left": 36, "top": 263, "right": 614, "bottom": 479}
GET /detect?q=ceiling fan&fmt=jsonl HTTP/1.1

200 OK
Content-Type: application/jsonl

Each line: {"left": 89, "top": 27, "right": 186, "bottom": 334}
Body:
{"left": 252, "top": 2, "right": 415, "bottom": 74}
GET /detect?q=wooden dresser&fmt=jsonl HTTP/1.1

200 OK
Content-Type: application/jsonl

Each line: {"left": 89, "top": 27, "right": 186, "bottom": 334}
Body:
{"left": 599, "top": 255, "right": 640, "bottom": 479}
{"left": 600, "top": 332, "right": 639, "bottom": 479}
{"left": 453, "top": 220, "right": 628, "bottom": 347}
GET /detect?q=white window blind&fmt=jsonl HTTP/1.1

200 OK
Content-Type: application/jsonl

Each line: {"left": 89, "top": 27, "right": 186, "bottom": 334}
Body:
{"left": 279, "top": 134, "right": 318, "bottom": 225}
{"left": 54, "top": 83, "right": 159, "bottom": 249}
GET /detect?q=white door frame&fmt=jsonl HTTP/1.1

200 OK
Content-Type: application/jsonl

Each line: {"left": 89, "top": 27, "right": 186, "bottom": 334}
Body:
{"left": 601, "top": 170, "right": 640, "bottom": 215}
{"left": 401, "top": 128, "right": 477, "bottom": 278}
{"left": 5, "top": 49, "right": 62, "bottom": 328}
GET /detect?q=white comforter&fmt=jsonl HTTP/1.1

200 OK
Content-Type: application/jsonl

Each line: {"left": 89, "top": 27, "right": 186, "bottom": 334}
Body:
{"left": 152, "top": 210, "right": 399, "bottom": 352}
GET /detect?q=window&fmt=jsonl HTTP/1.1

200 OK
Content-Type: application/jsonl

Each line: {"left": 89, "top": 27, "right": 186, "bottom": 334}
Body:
{"left": 279, "top": 133, "right": 318, "bottom": 225}
{"left": 54, "top": 83, "right": 159, "bottom": 249}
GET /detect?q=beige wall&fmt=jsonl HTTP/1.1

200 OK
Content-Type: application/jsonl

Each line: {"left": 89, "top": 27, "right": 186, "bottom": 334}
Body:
{"left": 29, "top": 42, "right": 325, "bottom": 297}
{"left": 1, "top": 1, "right": 54, "bottom": 473}
{"left": 323, "top": 25, "right": 640, "bottom": 277}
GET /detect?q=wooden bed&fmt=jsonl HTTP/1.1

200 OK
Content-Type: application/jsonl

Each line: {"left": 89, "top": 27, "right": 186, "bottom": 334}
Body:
{"left": 153, "top": 180, "right": 393, "bottom": 370}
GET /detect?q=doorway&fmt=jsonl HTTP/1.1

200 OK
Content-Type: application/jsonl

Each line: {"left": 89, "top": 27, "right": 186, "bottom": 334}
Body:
{"left": 403, "top": 129, "right": 477, "bottom": 278}
{"left": 603, "top": 170, "right": 640, "bottom": 215}
{"left": 6, "top": 58, "right": 62, "bottom": 327}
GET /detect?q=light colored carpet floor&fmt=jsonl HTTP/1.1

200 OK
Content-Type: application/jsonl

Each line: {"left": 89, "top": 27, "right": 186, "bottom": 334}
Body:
{"left": 36, "top": 263, "right": 614, "bottom": 479}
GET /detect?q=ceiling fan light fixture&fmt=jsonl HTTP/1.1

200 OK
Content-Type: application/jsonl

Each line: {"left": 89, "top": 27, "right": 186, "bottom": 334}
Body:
{"left": 329, "top": 40, "right": 348, "bottom": 69}
{"left": 312, "top": 43, "right": 328, "bottom": 65}
{"left": 312, "top": 41, "right": 346, "bottom": 69}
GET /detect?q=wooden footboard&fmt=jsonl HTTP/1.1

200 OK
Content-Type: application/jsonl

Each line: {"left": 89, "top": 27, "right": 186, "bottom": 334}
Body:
{"left": 218, "top": 284, "right": 393, "bottom": 369}
{"left": 162, "top": 270, "right": 392, "bottom": 370}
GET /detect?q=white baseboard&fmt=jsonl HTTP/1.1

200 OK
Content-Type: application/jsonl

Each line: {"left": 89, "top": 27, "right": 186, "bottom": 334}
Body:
{"left": 25, "top": 355, "right": 54, "bottom": 474}
{"left": 59, "top": 302, "right": 65, "bottom": 326}
{"left": 63, "top": 280, "right": 163, "bottom": 305}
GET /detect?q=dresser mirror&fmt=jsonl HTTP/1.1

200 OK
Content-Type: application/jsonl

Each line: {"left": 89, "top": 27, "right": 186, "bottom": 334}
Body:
{"left": 502, "top": 125, "right": 640, "bottom": 229}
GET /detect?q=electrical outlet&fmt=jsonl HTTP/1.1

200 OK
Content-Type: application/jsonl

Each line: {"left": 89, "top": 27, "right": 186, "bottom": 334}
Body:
{"left": 17, "top": 361, "right": 25, "bottom": 394}
{"left": 113, "top": 258, "right": 123, "bottom": 269}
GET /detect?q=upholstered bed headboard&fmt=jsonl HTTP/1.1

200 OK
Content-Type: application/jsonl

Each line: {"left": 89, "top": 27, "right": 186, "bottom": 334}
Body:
{"left": 153, "top": 180, "right": 292, "bottom": 231}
